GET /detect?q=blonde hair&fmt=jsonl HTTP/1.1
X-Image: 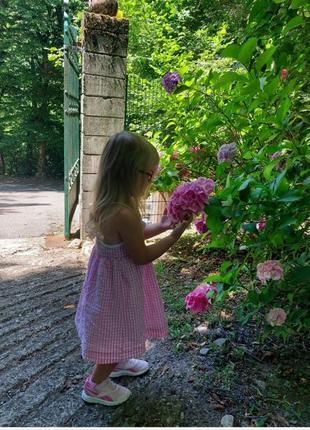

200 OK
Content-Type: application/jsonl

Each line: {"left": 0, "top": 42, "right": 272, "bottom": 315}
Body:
{"left": 88, "top": 131, "right": 159, "bottom": 237}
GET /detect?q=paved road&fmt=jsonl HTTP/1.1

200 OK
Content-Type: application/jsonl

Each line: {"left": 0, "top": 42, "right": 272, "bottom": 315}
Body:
{"left": 0, "top": 177, "right": 64, "bottom": 239}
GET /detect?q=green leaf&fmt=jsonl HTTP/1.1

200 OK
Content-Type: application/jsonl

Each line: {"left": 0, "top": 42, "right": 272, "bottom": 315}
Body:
{"left": 278, "top": 191, "right": 303, "bottom": 202}
{"left": 220, "top": 261, "right": 233, "bottom": 271}
{"left": 256, "top": 46, "right": 277, "bottom": 71}
{"left": 249, "top": 0, "right": 270, "bottom": 21}
{"left": 213, "top": 72, "right": 247, "bottom": 89}
{"left": 259, "top": 76, "right": 267, "bottom": 91}
{"left": 248, "top": 291, "right": 259, "bottom": 305}
{"left": 240, "top": 78, "right": 260, "bottom": 96}
{"left": 238, "top": 177, "right": 253, "bottom": 191}
{"left": 270, "top": 231, "right": 284, "bottom": 246}
{"left": 243, "top": 151, "right": 253, "bottom": 160}
{"left": 167, "top": 170, "right": 178, "bottom": 178}
{"left": 205, "top": 198, "right": 224, "bottom": 234}
{"left": 173, "top": 84, "right": 187, "bottom": 94}
{"left": 207, "top": 239, "right": 227, "bottom": 249}
{"left": 279, "top": 216, "right": 298, "bottom": 228}
{"left": 286, "top": 266, "right": 310, "bottom": 285}
{"left": 242, "top": 223, "right": 257, "bottom": 233}
{"left": 238, "top": 37, "right": 257, "bottom": 66}
{"left": 221, "top": 43, "right": 240, "bottom": 60}
{"left": 302, "top": 176, "right": 310, "bottom": 186}
{"left": 291, "top": 0, "right": 308, "bottom": 8}
{"left": 263, "top": 163, "right": 274, "bottom": 180}
{"left": 276, "top": 97, "right": 291, "bottom": 124}
{"left": 270, "top": 170, "right": 286, "bottom": 193}
{"left": 226, "top": 173, "right": 231, "bottom": 188}
{"left": 203, "top": 114, "right": 223, "bottom": 131}
{"left": 287, "top": 292, "right": 294, "bottom": 304}
{"left": 282, "top": 16, "right": 304, "bottom": 33}
{"left": 194, "top": 69, "right": 204, "bottom": 80}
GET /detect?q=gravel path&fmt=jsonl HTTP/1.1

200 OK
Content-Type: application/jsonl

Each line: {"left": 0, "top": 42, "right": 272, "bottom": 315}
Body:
{"left": 0, "top": 239, "right": 222, "bottom": 427}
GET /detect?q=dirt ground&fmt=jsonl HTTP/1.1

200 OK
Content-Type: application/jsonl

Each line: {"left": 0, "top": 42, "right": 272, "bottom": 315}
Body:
{"left": 1, "top": 235, "right": 309, "bottom": 427}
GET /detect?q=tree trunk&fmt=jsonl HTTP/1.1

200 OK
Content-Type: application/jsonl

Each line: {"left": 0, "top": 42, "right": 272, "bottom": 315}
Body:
{"left": 36, "top": 142, "right": 46, "bottom": 177}
{"left": 0, "top": 152, "right": 5, "bottom": 175}
{"left": 26, "top": 138, "right": 34, "bottom": 176}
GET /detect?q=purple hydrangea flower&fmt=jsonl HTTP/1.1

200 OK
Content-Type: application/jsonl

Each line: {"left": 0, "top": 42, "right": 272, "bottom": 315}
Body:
{"left": 270, "top": 151, "right": 281, "bottom": 160}
{"left": 217, "top": 143, "right": 237, "bottom": 164}
{"left": 194, "top": 212, "right": 208, "bottom": 234}
{"left": 162, "top": 72, "right": 182, "bottom": 93}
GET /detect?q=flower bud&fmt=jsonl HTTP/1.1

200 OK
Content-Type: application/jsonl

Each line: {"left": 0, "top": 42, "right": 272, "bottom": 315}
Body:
{"left": 280, "top": 68, "right": 288, "bottom": 81}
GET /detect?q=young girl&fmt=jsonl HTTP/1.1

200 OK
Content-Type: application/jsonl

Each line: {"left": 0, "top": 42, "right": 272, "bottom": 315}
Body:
{"left": 75, "top": 131, "right": 191, "bottom": 406}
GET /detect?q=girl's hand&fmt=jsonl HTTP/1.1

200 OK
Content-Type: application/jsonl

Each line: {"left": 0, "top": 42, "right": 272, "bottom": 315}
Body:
{"left": 171, "top": 216, "right": 193, "bottom": 240}
{"left": 159, "top": 207, "right": 176, "bottom": 231}
{"left": 159, "top": 214, "right": 176, "bottom": 231}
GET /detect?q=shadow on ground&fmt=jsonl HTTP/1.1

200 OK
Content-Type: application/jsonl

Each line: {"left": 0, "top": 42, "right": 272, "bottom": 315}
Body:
{"left": 0, "top": 262, "right": 221, "bottom": 427}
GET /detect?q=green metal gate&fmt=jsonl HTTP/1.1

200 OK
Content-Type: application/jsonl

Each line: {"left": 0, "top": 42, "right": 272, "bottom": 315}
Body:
{"left": 64, "top": 8, "right": 80, "bottom": 239}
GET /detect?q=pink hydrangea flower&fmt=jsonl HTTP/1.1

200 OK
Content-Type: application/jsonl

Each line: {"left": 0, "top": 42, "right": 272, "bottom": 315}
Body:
{"left": 176, "top": 163, "right": 190, "bottom": 179}
{"left": 256, "top": 219, "right": 266, "bottom": 231}
{"left": 190, "top": 146, "right": 201, "bottom": 153}
{"left": 266, "top": 308, "right": 287, "bottom": 326}
{"left": 217, "top": 143, "right": 237, "bottom": 164}
{"left": 167, "top": 177, "right": 215, "bottom": 223}
{"left": 280, "top": 68, "right": 288, "bottom": 81}
{"left": 185, "top": 283, "right": 218, "bottom": 314}
{"left": 257, "top": 260, "right": 284, "bottom": 284}
{"left": 170, "top": 150, "right": 179, "bottom": 161}
{"left": 194, "top": 212, "right": 207, "bottom": 234}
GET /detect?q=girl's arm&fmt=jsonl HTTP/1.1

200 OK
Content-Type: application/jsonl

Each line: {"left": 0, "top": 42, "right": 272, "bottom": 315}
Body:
{"left": 116, "top": 208, "right": 189, "bottom": 265}
{"left": 144, "top": 223, "right": 166, "bottom": 239}
{"left": 144, "top": 214, "right": 176, "bottom": 239}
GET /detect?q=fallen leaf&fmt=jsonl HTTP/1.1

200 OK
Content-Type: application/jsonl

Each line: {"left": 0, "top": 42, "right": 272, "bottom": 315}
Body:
{"left": 211, "top": 392, "right": 225, "bottom": 405}
{"left": 64, "top": 304, "right": 76, "bottom": 309}
{"left": 159, "top": 365, "right": 169, "bottom": 376}
{"left": 210, "top": 402, "right": 225, "bottom": 411}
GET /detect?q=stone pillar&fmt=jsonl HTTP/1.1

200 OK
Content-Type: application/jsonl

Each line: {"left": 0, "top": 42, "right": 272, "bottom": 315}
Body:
{"left": 80, "top": 12, "right": 129, "bottom": 238}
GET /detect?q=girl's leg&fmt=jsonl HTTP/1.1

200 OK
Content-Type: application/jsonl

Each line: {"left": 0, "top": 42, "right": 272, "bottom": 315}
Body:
{"left": 92, "top": 363, "right": 118, "bottom": 384}
{"left": 83, "top": 362, "right": 131, "bottom": 406}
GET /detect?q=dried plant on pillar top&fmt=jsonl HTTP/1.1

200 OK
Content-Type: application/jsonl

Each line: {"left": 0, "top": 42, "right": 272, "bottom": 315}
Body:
{"left": 89, "top": 0, "right": 118, "bottom": 17}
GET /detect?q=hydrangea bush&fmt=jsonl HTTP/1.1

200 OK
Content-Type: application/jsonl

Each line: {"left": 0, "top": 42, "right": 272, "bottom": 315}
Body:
{"left": 151, "top": 1, "right": 310, "bottom": 339}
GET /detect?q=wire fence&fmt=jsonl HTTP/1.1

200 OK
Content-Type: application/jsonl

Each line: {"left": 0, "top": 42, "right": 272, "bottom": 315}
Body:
{"left": 125, "top": 75, "right": 168, "bottom": 223}
{"left": 125, "top": 74, "right": 164, "bottom": 134}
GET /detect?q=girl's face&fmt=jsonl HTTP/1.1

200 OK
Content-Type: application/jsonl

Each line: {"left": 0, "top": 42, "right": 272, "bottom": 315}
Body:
{"left": 136, "top": 163, "right": 158, "bottom": 197}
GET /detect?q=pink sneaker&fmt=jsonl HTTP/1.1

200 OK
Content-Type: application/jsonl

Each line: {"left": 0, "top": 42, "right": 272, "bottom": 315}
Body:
{"left": 110, "top": 358, "right": 149, "bottom": 378}
{"left": 81, "top": 375, "right": 131, "bottom": 406}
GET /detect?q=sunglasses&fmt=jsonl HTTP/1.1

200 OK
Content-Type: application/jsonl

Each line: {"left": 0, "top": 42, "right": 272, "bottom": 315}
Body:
{"left": 138, "top": 169, "right": 154, "bottom": 182}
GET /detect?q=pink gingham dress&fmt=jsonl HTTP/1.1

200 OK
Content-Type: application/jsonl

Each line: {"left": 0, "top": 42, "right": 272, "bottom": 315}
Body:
{"left": 75, "top": 238, "right": 168, "bottom": 364}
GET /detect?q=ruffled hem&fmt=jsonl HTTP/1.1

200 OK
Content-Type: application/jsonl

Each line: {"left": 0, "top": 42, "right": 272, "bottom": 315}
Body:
{"left": 145, "top": 328, "right": 168, "bottom": 339}
{"left": 81, "top": 342, "right": 146, "bottom": 364}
